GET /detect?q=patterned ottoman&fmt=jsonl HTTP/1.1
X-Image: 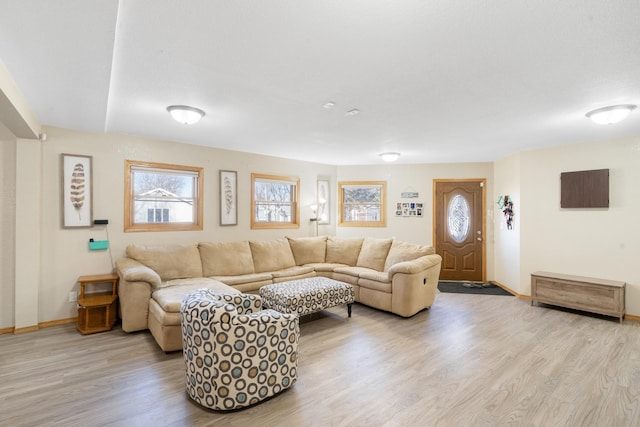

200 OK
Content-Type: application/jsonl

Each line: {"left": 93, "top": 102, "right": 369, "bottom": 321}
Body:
{"left": 260, "top": 277, "right": 355, "bottom": 317}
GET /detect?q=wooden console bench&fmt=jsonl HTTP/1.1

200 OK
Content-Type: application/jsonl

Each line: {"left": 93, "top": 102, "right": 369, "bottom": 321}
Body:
{"left": 531, "top": 271, "right": 625, "bottom": 323}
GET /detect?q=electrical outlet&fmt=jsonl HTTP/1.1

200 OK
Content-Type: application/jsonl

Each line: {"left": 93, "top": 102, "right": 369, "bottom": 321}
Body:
{"left": 69, "top": 291, "right": 77, "bottom": 302}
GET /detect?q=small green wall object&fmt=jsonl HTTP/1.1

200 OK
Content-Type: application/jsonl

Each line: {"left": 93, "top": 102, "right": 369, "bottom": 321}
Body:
{"left": 89, "top": 240, "right": 109, "bottom": 251}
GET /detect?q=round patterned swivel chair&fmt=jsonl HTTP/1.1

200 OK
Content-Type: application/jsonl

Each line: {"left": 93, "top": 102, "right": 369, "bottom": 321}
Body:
{"left": 180, "top": 288, "right": 299, "bottom": 411}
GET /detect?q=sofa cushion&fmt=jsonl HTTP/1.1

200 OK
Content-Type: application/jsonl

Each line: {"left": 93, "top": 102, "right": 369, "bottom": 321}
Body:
{"left": 152, "top": 278, "right": 238, "bottom": 313}
{"left": 325, "top": 237, "right": 363, "bottom": 266}
{"left": 333, "top": 265, "right": 376, "bottom": 278}
{"left": 383, "top": 240, "right": 436, "bottom": 271}
{"left": 211, "top": 272, "right": 273, "bottom": 287}
{"left": 359, "top": 269, "right": 391, "bottom": 283}
{"left": 358, "top": 277, "right": 392, "bottom": 293}
{"left": 249, "top": 239, "right": 297, "bottom": 273}
{"left": 356, "top": 237, "right": 393, "bottom": 271}
{"left": 286, "top": 236, "right": 327, "bottom": 265}
{"left": 126, "top": 244, "right": 203, "bottom": 281}
{"left": 199, "top": 241, "right": 256, "bottom": 276}
{"left": 271, "top": 265, "right": 316, "bottom": 279}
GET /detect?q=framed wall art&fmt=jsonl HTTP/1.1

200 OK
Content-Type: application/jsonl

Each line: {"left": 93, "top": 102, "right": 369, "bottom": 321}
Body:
{"left": 61, "top": 153, "right": 93, "bottom": 228}
{"left": 317, "top": 179, "right": 330, "bottom": 224}
{"left": 220, "top": 170, "right": 237, "bottom": 225}
{"left": 395, "top": 201, "right": 423, "bottom": 217}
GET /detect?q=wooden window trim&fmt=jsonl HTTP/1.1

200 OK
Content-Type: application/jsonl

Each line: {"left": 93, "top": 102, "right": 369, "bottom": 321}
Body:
{"left": 124, "top": 160, "right": 203, "bottom": 232}
{"left": 251, "top": 173, "right": 300, "bottom": 229}
{"left": 338, "top": 180, "right": 387, "bottom": 227}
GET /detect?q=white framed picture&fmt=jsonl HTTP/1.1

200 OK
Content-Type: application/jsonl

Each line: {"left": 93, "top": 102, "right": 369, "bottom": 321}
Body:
{"left": 220, "top": 170, "right": 237, "bottom": 226}
{"left": 61, "top": 153, "right": 93, "bottom": 228}
{"left": 317, "top": 180, "right": 329, "bottom": 224}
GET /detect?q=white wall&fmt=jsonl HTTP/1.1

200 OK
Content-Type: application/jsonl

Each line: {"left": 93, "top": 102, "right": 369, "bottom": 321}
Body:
{"left": 336, "top": 162, "right": 495, "bottom": 280}
{"left": 6, "top": 126, "right": 337, "bottom": 328}
{"left": 498, "top": 135, "right": 640, "bottom": 315}
{"left": 6, "top": 123, "right": 640, "bottom": 327}
{"left": 1, "top": 136, "right": 16, "bottom": 328}
{"left": 4, "top": 126, "right": 496, "bottom": 328}
{"left": 14, "top": 138, "right": 42, "bottom": 329}
{"left": 493, "top": 152, "right": 521, "bottom": 292}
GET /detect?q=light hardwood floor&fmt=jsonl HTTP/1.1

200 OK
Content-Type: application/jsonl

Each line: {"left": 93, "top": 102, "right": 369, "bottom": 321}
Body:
{"left": 2, "top": 292, "right": 640, "bottom": 427}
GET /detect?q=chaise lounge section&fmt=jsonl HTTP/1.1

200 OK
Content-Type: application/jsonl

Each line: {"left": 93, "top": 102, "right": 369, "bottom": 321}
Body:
{"left": 116, "top": 236, "right": 442, "bottom": 351}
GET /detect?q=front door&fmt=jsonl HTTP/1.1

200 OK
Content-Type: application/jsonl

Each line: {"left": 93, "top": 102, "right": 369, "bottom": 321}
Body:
{"left": 434, "top": 179, "right": 485, "bottom": 282}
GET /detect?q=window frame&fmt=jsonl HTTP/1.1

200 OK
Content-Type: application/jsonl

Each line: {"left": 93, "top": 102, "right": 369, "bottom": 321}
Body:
{"left": 338, "top": 180, "right": 387, "bottom": 227}
{"left": 251, "top": 173, "right": 300, "bottom": 229}
{"left": 124, "top": 160, "right": 204, "bottom": 232}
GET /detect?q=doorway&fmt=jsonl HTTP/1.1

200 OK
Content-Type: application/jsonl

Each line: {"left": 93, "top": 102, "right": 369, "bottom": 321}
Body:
{"left": 433, "top": 179, "right": 486, "bottom": 282}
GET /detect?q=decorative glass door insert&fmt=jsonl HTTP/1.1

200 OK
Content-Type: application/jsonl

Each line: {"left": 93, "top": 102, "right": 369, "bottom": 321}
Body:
{"left": 447, "top": 194, "right": 470, "bottom": 243}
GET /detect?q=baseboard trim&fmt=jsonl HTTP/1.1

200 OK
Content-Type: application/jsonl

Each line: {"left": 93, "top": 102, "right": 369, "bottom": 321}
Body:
{"left": 40, "top": 318, "right": 77, "bottom": 328}
{"left": 2, "top": 317, "right": 77, "bottom": 335}
{"left": 489, "top": 280, "right": 529, "bottom": 299}
{"left": 14, "top": 325, "right": 39, "bottom": 334}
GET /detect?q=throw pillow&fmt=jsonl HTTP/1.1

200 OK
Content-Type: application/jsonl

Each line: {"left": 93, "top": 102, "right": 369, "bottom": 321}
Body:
{"left": 249, "top": 239, "right": 297, "bottom": 273}
{"left": 356, "top": 237, "right": 393, "bottom": 271}
{"left": 199, "top": 241, "right": 256, "bottom": 276}
{"left": 383, "top": 240, "right": 435, "bottom": 271}
{"left": 325, "top": 237, "right": 364, "bottom": 266}
{"left": 286, "top": 236, "right": 327, "bottom": 265}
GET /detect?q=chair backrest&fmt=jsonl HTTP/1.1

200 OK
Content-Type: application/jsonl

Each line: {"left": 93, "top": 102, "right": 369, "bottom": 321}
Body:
{"left": 181, "top": 288, "right": 238, "bottom": 325}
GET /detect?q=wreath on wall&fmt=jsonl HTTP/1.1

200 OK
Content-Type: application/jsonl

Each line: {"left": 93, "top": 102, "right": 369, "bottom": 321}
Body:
{"left": 497, "top": 195, "right": 514, "bottom": 230}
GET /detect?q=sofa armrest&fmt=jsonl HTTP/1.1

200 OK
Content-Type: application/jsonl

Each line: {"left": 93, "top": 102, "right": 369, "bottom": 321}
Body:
{"left": 387, "top": 254, "right": 442, "bottom": 275}
{"left": 115, "top": 257, "right": 160, "bottom": 332}
{"left": 116, "top": 257, "right": 161, "bottom": 288}
{"left": 388, "top": 254, "right": 443, "bottom": 317}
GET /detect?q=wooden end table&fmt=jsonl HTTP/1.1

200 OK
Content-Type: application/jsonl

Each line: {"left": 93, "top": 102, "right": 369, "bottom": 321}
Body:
{"left": 77, "top": 273, "right": 119, "bottom": 334}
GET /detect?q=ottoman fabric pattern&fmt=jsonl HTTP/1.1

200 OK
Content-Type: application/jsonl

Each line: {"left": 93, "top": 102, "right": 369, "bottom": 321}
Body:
{"left": 260, "top": 277, "right": 355, "bottom": 316}
{"left": 181, "top": 289, "right": 299, "bottom": 411}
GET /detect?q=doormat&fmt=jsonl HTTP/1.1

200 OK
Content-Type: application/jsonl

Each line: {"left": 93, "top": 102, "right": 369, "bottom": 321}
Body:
{"left": 438, "top": 281, "right": 514, "bottom": 296}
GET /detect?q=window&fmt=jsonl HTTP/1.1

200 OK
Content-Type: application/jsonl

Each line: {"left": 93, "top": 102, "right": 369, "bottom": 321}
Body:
{"left": 147, "top": 208, "right": 170, "bottom": 223}
{"left": 124, "top": 160, "right": 203, "bottom": 231}
{"left": 251, "top": 173, "right": 299, "bottom": 229}
{"left": 338, "top": 181, "right": 386, "bottom": 227}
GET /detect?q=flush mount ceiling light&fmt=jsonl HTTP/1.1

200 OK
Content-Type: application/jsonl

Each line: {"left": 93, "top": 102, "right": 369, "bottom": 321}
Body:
{"left": 346, "top": 108, "right": 360, "bottom": 116}
{"left": 167, "top": 105, "right": 205, "bottom": 125}
{"left": 586, "top": 104, "right": 636, "bottom": 125}
{"left": 380, "top": 152, "right": 400, "bottom": 162}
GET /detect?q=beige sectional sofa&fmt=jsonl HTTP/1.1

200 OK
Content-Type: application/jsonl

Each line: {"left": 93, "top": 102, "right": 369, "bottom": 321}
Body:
{"left": 115, "top": 236, "right": 442, "bottom": 351}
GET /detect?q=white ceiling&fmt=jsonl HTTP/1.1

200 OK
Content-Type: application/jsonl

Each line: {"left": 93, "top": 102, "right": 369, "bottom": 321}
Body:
{"left": 1, "top": 0, "right": 639, "bottom": 165}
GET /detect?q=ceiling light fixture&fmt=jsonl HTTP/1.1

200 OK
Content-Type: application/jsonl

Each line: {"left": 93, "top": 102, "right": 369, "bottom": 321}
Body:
{"left": 380, "top": 152, "right": 400, "bottom": 162}
{"left": 167, "top": 105, "right": 205, "bottom": 125}
{"left": 346, "top": 108, "right": 360, "bottom": 116}
{"left": 323, "top": 101, "right": 336, "bottom": 109}
{"left": 585, "top": 104, "right": 636, "bottom": 125}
